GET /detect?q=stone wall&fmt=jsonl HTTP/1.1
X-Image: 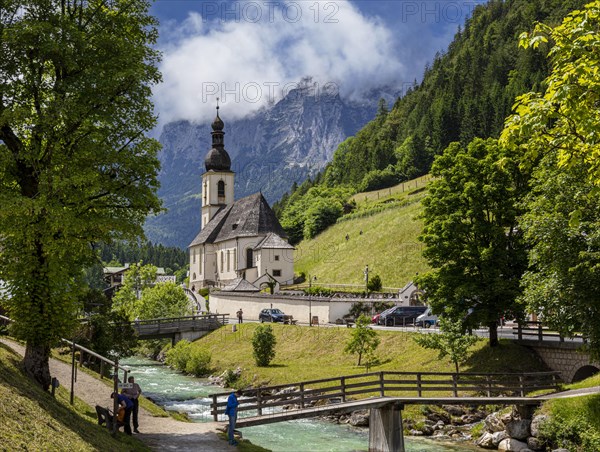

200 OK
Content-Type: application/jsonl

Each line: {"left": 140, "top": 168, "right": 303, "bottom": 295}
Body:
{"left": 526, "top": 342, "right": 600, "bottom": 383}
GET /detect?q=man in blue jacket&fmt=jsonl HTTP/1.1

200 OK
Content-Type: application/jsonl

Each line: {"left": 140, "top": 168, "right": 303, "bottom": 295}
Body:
{"left": 111, "top": 391, "right": 133, "bottom": 435}
{"left": 225, "top": 389, "right": 242, "bottom": 445}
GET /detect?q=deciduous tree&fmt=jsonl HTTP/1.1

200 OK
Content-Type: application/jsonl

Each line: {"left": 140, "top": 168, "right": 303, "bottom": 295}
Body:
{"left": 416, "top": 138, "right": 528, "bottom": 346}
{"left": 344, "top": 314, "right": 380, "bottom": 366}
{"left": 0, "top": 0, "right": 161, "bottom": 389}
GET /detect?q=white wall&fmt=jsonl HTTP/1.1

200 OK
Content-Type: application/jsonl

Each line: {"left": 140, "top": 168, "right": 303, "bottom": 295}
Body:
{"left": 209, "top": 291, "right": 392, "bottom": 324}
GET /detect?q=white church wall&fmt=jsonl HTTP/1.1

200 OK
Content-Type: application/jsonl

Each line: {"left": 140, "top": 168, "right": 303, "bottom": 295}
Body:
{"left": 256, "top": 248, "right": 294, "bottom": 284}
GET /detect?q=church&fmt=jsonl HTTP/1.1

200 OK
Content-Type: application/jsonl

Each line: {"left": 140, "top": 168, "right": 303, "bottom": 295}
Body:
{"left": 188, "top": 106, "right": 294, "bottom": 290}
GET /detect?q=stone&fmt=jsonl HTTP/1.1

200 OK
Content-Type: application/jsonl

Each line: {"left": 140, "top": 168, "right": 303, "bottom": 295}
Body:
{"left": 506, "top": 419, "right": 531, "bottom": 440}
{"left": 461, "top": 414, "right": 478, "bottom": 424}
{"left": 527, "top": 436, "right": 544, "bottom": 451}
{"left": 434, "top": 420, "right": 445, "bottom": 430}
{"left": 484, "top": 413, "right": 505, "bottom": 433}
{"left": 498, "top": 438, "right": 530, "bottom": 451}
{"left": 349, "top": 411, "right": 369, "bottom": 427}
{"left": 420, "top": 425, "right": 434, "bottom": 436}
{"left": 492, "top": 430, "right": 509, "bottom": 446}
{"left": 409, "top": 429, "right": 424, "bottom": 436}
{"left": 551, "top": 449, "right": 570, "bottom": 452}
{"left": 530, "top": 414, "right": 549, "bottom": 437}
{"left": 501, "top": 412, "right": 514, "bottom": 424}
{"left": 475, "top": 432, "right": 495, "bottom": 449}
{"left": 442, "top": 405, "right": 465, "bottom": 416}
{"left": 427, "top": 411, "right": 450, "bottom": 424}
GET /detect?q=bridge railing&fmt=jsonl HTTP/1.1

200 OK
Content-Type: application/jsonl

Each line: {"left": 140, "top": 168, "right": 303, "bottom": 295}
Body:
{"left": 513, "top": 321, "right": 585, "bottom": 343}
{"left": 210, "top": 370, "right": 560, "bottom": 421}
{"left": 130, "top": 313, "right": 228, "bottom": 336}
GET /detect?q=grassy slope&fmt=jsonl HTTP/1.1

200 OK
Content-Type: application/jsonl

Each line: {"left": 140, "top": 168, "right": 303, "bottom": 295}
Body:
{"left": 294, "top": 177, "right": 431, "bottom": 288}
{"left": 195, "top": 324, "right": 548, "bottom": 388}
{"left": 0, "top": 342, "right": 148, "bottom": 451}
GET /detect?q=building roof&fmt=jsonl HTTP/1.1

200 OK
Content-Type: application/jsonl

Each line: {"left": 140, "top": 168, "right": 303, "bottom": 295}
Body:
{"left": 189, "top": 192, "right": 287, "bottom": 247}
{"left": 221, "top": 277, "right": 260, "bottom": 292}
{"left": 254, "top": 232, "right": 294, "bottom": 250}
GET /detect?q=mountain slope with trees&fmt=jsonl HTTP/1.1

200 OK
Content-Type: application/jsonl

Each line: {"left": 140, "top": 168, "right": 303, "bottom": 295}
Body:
{"left": 276, "top": 0, "right": 587, "bottom": 245}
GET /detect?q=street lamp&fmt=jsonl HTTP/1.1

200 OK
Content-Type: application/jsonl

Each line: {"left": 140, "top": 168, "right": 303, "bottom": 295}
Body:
{"left": 308, "top": 275, "right": 317, "bottom": 326}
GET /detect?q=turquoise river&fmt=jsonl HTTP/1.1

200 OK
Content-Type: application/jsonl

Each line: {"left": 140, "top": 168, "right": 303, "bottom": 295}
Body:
{"left": 122, "top": 357, "right": 477, "bottom": 451}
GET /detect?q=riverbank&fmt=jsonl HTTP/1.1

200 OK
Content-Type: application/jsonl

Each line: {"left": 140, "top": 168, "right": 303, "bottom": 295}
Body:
{"left": 0, "top": 338, "right": 232, "bottom": 451}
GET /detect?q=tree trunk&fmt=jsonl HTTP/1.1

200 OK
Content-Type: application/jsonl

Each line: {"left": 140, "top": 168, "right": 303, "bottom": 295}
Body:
{"left": 488, "top": 322, "right": 499, "bottom": 347}
{"left": 24, "top": 342, "right": 51, "bottom": 391}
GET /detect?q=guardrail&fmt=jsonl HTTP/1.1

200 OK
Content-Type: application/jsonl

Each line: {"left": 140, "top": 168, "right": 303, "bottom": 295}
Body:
{"left": 513, "top": 321, "right": 586, "bottom": 343}
{"left": 210, "top": 370, "right": 560, "bottom": 421}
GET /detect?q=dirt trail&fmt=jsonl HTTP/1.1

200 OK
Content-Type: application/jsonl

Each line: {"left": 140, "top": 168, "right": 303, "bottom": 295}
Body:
{"left": 1, "top": 338, "right": 233, "bottom": 451}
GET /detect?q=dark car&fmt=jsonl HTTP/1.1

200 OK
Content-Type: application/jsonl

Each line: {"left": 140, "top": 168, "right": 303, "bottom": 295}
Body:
{"left": 372, "top": 307, "right": 396, "bottom": 324}
{"left": 259, "top": 308, "right": 286, "bottom": 323}
{"left": 378, "top": 306, "right": 428, "bottom": 326}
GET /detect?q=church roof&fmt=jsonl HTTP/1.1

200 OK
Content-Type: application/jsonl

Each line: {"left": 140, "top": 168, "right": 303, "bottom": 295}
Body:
{"left": 254, "top": 232, "right": 295, "bottom": 250}
{"left": 221, "top": 277, "right": 260, "bottom": 292}
{"left": 189, "top": 192, "right": 287, "bottom": 247}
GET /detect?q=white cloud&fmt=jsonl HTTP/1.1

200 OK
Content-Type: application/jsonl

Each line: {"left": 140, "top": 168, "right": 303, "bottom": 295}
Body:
{"left": 153, "top": 1, "right": 405, "bottom": 126}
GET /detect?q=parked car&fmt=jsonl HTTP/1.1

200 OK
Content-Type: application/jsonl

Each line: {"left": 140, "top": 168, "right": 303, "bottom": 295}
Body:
{"left": 259, "top": 308, "right": 286, "bottom": 323}
{"left": 371, "top": 307, "right": 396, "bottom": 324}
{"left": 378, "top": 306, "right": 428, "bottom": 326}
{"left": 414, "top": 308, "right": 438, "bottom": 328}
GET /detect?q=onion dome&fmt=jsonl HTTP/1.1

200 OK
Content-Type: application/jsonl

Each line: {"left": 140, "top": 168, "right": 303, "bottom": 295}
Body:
{"left": 204, "top": 103, "right": 231, "bottom": 171}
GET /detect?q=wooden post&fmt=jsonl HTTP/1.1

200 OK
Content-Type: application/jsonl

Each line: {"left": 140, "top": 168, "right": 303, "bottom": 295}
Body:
{"left": 369, "top": 403, "right": 405, "bottom": 452}
{"left": 538, "top": 323, "right": 543, "bottom": 341}
{"left": 70, "top": 339, "right": 76, "bottom": 405}
{"left": 517, "top": 323, "right": 523, "bottom": 341}
{"left": 300, "top": 383, "right": 305, "bottom": 408}
{"left": 341, "top": 377, "right": 346, "bottom": 403}
{"left": 100, "top": 361, "right": 104, "bottom": 380}
{"left": 379, "top": 372, "right": 385, "bottom": 397}
{"left": 486, "top": 375, "right": 492, "bottom": 397}
{"left": 112, "top": 359, "right": 119, "bottom": 436}
{"left": 212, "top": 394, "right": 219, "bottom": 421}
{"left": 416, "top": 373, "right": 422, "bottom": 397}
{"left": 257, "top": 389, "right": 263, "bottom": 416}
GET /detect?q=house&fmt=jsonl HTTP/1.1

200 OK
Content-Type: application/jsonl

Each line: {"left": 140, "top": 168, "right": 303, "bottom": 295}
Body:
{"left": 103, "top": 264, "right": 169, "bottom": 288}
{"left": 188, "top": 106, "right": 294, "bottom": 290}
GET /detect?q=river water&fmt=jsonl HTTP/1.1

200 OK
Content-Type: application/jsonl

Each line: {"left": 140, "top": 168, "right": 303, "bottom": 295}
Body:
{"left": 122, "top": 357, "right": 476, "bottom": 451}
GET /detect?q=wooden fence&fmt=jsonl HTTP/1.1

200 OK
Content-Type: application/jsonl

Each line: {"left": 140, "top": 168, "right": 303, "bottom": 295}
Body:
{"left": 513, "top": 321, "right": 586, "bottom": 343}
{"left": 211, "top": 370, "right": 560, "bottom": 421}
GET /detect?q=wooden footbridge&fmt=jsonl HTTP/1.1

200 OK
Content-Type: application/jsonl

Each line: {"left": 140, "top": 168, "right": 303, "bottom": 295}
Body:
{"left": 130, "top": 313, "right": 228, "bottom": 343}
{"left": 211, "top": 370, "right": 561, "bottom": 451}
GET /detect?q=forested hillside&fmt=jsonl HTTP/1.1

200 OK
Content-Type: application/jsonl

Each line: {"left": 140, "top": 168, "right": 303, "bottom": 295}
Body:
{"left": 275, "top": 0, "right": 586, "bottom": 244}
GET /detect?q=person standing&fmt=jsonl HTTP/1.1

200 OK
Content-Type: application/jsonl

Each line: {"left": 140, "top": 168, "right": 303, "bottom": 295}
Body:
{"left": 111, "top": 392, "right": 133, "bottom": 435}
{"left": 237, "top": 308, "right": 243, "bottom": 324}
{"left": 225, "top": 389, "right": 242, "bottom": 445}
{"left": 122, "top": 375, "right": 142, "bottom": 433}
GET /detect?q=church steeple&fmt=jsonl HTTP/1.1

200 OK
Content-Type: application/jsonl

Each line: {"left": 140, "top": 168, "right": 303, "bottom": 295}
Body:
{"left": 201, "top": 99, "right": 235, "bottom": 228}
{"left": 205, "top": 98, "right": 231, "bottom": 171}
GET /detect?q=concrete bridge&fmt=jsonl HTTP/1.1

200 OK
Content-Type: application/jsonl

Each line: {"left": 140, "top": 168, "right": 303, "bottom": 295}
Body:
{"left": 211, "top": 370, "right": 561, "bottom": 452}
{"left": 512, "top": 322, "right": 600, "bottom": 383}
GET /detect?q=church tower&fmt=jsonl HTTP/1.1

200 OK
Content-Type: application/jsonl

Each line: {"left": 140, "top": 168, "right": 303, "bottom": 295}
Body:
{"left": 201, "top": 102, "right": 234, "bottom": 227}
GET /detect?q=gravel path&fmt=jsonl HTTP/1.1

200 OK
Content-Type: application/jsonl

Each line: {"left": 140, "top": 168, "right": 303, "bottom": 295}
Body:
{"left": 1, "top": 338, "right": 233, "bottom": 451}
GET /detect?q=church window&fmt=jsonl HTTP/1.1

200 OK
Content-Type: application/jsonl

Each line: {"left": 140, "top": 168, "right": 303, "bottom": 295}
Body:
{"left": 192, "top": 248, "right": 196, "bottom": 264}
{"left": 274, "top": 255, "right": 280, "bottom": 261}
{"left": 246, "top": 248, "right": 253, "bottom": 269}
{"left": 193, "top": 273, "right": 197, "bottom": 280}
{"left": 220, "top": 251, "right": 224, "bottom": 272}
{"left": 233, "top": 251, "right": 237, "bottom": 269}
{"left": 273, "top": 270, "right": 281, "bottom": 277}
{"left": 227, "top": 250, "right": 230, "bottom": 272}
{"left": 218, "top": 180, "right": 225, "bottom": 198}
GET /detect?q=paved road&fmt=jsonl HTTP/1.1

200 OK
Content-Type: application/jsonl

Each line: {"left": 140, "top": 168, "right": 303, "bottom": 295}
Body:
{"left": 0, "top": 338, "right": 233, "bottom": 451}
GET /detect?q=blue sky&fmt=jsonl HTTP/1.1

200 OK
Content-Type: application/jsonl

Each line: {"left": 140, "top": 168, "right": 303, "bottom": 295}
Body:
{"left": 150, "top": 1, "right": 486, "bottom": 126}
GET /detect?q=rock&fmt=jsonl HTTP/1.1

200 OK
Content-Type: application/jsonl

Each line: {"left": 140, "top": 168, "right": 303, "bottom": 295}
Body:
{"left": 492, "top": 430, "right": 508, "bottom": 446}
{"left": 442, "top": 405, "right": 465, "bottom": 416}
{"left": 530, "top": 414, "right": 548, "bottom": 437}
{"left": 409, "top": 429, "right": 424, "bottom": 436}
{"left": 551, "top": 449, "right": 570, "bottom": 452}
{"left": 461, "top": 414, "right": 479, "bottom": 424}
{"left": 527, "top": 436, "right": 544, "bottom": 451}
{"left": 475, "top": 432, "right": 495, "bottom": 449}
{"left": 506, "top": 419, "right": 531, "bottom": 440}
{"left": 498, "top": 438, "right": 530, "bottom": 451}
{"left": 434, "top": 420, "right": 445, "bottom": 430}
{"left": 427, "top": 411, "right": 450, "bottom": 424}
{"left": 420, "top": 425, "right": 434, "bottom": 436}
{"left": 349, "top": 410, "right": 369, "bottom": 427}
{"left": 484, "top": 413, "right": 505, "bottom": 433}
{"left": 501, "top": 412, "right": 514, "bottom": 424}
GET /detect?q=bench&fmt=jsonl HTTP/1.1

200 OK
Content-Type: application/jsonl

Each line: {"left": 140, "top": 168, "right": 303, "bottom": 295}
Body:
{"left": 344, "top": 318, "right": 355, "bottom": 328}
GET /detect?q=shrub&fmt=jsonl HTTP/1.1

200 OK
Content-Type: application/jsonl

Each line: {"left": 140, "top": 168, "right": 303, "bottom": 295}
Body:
{"left": 165, "top": 340, "right": 192, "bottom": 372}
{"left": 252, "top": 325, "right": 277, "bottom": 367}
{"left": 367, "top": 274, "right": 382, "bottom": 292}
{"left": 185, "top": 348, "right": 212, "bottom": 376}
